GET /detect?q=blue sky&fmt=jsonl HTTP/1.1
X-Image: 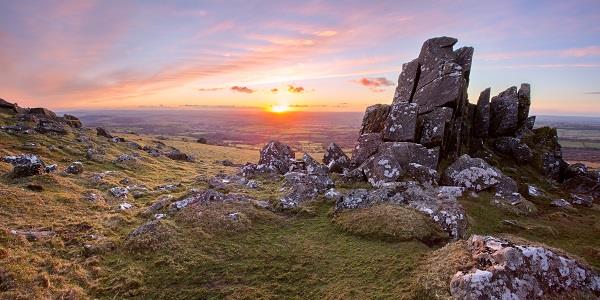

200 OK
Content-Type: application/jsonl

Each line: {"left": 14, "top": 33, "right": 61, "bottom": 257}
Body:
{"left": 0, "top": 0, "right": 599, "bottom": 115}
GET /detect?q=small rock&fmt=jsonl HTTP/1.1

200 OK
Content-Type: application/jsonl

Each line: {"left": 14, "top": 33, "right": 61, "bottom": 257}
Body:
{"left": 110, "top": 187, "right": 129, "bottom": 199}
{"left": 551, "top": 198, "right": 571, "bottom": 208}
{"left": 65, "top": 162, "right": 84, "bottom": 174}
{"left": 119, "top": 202, "right": 133, "bottom": 210}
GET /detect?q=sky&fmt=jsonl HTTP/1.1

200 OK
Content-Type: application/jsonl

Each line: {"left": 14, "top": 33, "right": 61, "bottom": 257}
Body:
{"left": 0, "top": 0, "right": 599, "bottom": 115}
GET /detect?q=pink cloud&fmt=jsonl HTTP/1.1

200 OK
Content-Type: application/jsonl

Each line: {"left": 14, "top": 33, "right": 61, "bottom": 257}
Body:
{"left": 230, "top": 86, "right": 254, "bottom": 93}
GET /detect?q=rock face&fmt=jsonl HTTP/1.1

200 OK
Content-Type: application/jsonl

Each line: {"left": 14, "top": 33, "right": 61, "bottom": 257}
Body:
{"left": 450, "top": 235, "right": 600, "bottom": 299}
{"left": 323, "top": 143, "right": 350, "bottom": 173}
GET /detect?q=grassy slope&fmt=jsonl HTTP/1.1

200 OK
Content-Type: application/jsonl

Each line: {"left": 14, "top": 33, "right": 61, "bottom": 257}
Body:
{"left": 0, "top": 110, "right": 599, "bottom": 299}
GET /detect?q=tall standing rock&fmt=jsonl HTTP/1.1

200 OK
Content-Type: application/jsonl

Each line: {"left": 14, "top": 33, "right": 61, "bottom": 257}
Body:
{"left": 489, "top": 86, "right": 519, "bottom": 137}
{"left": 472, "top": 88, "right": 491, "bottom": 138}
{"left": 359, "top": 104, "right": 390, "bottom": 134}
{"left": 383, "top": 102, "right": 418, "bottom": 142}
{"left": 392, "top": 58, "right": 420, "bottom": 104}
{"left": 517, "top": 83, "right": 531, "bottom": 127}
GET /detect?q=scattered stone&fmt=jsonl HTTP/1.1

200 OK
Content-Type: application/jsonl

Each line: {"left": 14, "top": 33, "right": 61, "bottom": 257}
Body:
{"left": 114, "top": 153, "right": 137, "bottom": 163}
{"left": 83, "top": 191, "right": 104, "bottom": 202}
{"left": 65, "top": 161, "right": 84, "bottom": 174}
{"left": 323, "top": 142, "right": 350, "bottom": 173}
{"left": 570, "top": 194, "right": 593, "bottom": 207}
{"left": 44, "top": 164, "right": 57, "bottom": 173}
{"left": 2, "top": 154, "right": 45, "bottom": 177}
{"left": 196, "top": 137, "right": 207, "bottom": 144}
{"left": 35, "top": 119, "right": 67, "bottom": 135}
{"left": 551, "top": 198, "right": 572, "bottom": 208}
{"left": 142, "top": 195, "right": 174, "bottom": 216}
{"left": 10, "top": 229, "right": 55, "bottom": 241}
{"left": 119, "top": 202, "right": 133, "bottom": 210}
{"left": 246, "top": 180, "right": 259, "bottom": 189}
{"left": 527, "top": 185, "right": 543, "bottom": 197}
{"left": 110, "top": 187, "right": 129, "bottom": 199}
{"left": 324, "top": 188, "right": 342, "bottom": 201}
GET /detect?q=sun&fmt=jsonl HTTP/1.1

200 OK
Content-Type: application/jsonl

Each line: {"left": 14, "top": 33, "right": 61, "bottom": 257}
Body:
{"left": 270, "top": 104, "right": 290, "bottom": 113}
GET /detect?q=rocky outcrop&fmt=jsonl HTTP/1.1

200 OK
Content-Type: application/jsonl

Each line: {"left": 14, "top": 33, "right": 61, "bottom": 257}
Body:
{"left": 450, "top": 235, "right": 600, "bottom": 299}
{"left": 96, "top": 127, "right": 113, "bottom": 138}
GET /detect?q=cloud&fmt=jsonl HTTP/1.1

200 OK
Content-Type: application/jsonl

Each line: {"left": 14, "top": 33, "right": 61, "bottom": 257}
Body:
{"left": 288, "top": 85, "right": 305, "bottom": 93}
{"left": 230, "top": 86, "right": 254, "bottom": 93}
{"left": 270, "top": 88, "right": 279, "bottom": 93}
{"left": 584, "top": 92, "right": 600, "bottom": 94}
{"left": 197, "top": 87, "right": 223, "bottom": 92}
{"left": 355, "top": 77, "right": 394, "bottom": 92}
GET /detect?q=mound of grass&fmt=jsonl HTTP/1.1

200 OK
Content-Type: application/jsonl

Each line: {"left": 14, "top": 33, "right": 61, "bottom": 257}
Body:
{"left": 332, "top": 204, "right": 449, "bottom": 244}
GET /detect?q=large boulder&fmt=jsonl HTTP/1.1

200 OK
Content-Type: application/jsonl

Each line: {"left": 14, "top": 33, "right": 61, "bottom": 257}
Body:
{"left": 3, "top": 154, "right": 45, "bottom": 177}
{"left": 489, "top": 86, "right": 519, "bottom": 137}
{"left": 383, "top": 102, "right": 418, "bottom": 142}
{"left": 258, "top": 141, "right": 295, "bottom": 174}
{"left": 359, "top": 104, "right": 390, "bottom": 134}
{"left": 350, "top": 133, "right": 383, "bottom": 168}
{"left": 362, "top": 152, "right": 403, "bottom": 187}
{"left": 323, "top": 143, "right": 350, "bottom": 173}
{"left": 450, "top": 235, "right": 600, "bottom": 299}
{"left": 442, "top": 154, "right": 501, "bottom": 192}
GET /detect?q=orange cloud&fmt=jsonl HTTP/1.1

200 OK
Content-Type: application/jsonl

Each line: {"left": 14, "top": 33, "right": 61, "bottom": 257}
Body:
{"left": 230, "top": 86, "right": 254, "bottom": 93}
{"left": 271, "top": 88, "right": 279, "bottom": 93}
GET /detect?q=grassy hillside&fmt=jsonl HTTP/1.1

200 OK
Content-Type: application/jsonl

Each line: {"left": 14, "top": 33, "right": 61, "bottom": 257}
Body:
{"left": 1, "top": 112, "right": 599, "bottom": 299}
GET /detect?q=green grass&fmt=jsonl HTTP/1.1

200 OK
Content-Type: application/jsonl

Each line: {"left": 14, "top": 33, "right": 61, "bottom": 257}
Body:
{"left": 96, "top": 201, "right": 431, "bottom": 299}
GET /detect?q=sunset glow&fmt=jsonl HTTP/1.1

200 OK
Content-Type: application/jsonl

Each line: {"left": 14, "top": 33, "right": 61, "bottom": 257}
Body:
{"left": 0, "top": 1, "right": 598, "bottom": 115}
{"left": 270, "top": 104, "right": 290, "bottom": 113}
